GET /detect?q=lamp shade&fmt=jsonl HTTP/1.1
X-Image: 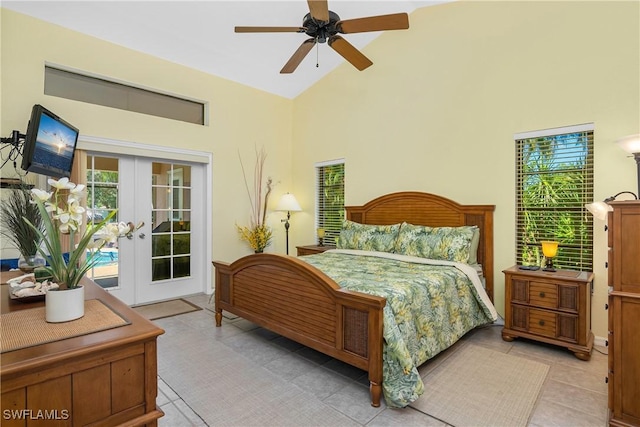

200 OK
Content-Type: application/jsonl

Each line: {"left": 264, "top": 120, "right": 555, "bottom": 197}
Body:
{"left": 276, "top": 193, "right": 302, "bottom": 212}
{"left": 541, "top": 241, "right": 559, "bottom": 258}
{"left": 585, "top": 201, "right": 613, "bottom": 221}
{"left": 616, "top": 134, "right": 640, "bottom": 154}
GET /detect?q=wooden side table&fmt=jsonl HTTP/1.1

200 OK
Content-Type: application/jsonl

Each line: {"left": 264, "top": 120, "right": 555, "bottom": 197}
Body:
{"left": 296, "top": 245, "right": 336, "bottom": 256}
{"left": 1, "top": 272, "right": 164, "bottom": 426}
{"left": 502, "top": 265, "right": 594, "bottom": 360}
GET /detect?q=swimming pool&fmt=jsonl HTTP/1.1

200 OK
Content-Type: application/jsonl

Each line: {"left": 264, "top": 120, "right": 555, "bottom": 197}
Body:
{"left": 88, "top": 249, "right": 119, "bottom": 267}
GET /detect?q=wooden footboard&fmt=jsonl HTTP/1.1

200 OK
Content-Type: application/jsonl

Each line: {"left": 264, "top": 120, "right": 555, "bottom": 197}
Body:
{"left": 213, "top": 253, "right": 386, "bottom": 407}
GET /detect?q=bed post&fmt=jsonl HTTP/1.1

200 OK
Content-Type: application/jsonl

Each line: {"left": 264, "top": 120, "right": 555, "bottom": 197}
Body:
{"left": 368, "top": 304, "right": 384, "bottom": 407}
{"left": 213, "top": 261, "right": 231, "bottom": 327}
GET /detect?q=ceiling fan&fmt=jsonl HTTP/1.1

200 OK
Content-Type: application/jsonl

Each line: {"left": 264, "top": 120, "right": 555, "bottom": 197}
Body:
{"left": 235, "top": 0, "right": 410, "bottom": 74}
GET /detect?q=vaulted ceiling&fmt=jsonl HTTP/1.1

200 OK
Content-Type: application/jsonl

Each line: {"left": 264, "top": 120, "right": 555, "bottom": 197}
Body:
{"left": 2, "top": 1, "right": 448, "bottom": 98}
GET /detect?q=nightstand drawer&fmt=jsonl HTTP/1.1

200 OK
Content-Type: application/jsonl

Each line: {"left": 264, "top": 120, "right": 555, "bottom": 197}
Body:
{"left": 511, "top": 305, "right": 578, "bottom": 342}
{"left": 529, "top": 282, "right": 558, "bottom": 309}
{"left": 529, "top": 308, "right": 556, "bottom": 338}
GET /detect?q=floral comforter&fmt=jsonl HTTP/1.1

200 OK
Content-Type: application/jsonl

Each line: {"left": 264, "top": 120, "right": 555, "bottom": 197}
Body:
{"left": 299, "top": 249, "right": 498, "bottom": 408}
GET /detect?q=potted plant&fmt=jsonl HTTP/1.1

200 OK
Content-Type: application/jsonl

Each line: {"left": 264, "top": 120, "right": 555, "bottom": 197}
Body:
{"left": 236, "top": 146, "right": 274, "bottom": 253}
{"left": 0, "top": 182, "right": 46, "bottom": 272}
{"left": 25, "top": 177, "right": 142, "bottom": 322}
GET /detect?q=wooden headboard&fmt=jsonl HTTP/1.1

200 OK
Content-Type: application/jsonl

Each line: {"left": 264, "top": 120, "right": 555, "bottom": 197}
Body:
{"left": 345, "top": 192, "right": 495, "bottom": 301}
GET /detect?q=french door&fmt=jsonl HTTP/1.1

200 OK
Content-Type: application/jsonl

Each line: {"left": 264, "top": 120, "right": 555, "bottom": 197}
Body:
{"left": 86, "top": 154, "right": 207, "bottom": 305}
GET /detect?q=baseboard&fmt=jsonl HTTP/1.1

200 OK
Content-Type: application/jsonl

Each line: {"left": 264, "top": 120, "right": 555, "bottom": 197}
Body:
{"left": 594, "top": 335, "right": 608, "bottom": 348}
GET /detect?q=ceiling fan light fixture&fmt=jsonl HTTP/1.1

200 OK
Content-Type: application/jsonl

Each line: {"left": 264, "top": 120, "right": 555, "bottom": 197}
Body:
{"left": 236, "top": 0, "right": 410, "bottom": 73}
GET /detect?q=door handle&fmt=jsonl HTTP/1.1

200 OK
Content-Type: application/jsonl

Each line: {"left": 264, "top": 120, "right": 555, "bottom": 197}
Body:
{"left": 139, "top": 233, "right": 146, "bottom": 239}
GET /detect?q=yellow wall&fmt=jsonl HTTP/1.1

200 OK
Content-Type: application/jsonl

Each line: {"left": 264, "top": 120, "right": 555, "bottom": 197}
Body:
{"left": 1, "top": 2, "right": 638, "bottom": 340}
{"left": 0, "top": 8, "right": 294, "bottom": 262}
{"left": 291, "top": 1, "right": 640, "bottom": 339}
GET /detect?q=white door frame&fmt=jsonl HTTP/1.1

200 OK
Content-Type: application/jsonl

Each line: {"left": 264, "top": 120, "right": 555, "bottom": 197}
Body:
{"left": 78, "top": 135, "right": 213, "bottom": 301}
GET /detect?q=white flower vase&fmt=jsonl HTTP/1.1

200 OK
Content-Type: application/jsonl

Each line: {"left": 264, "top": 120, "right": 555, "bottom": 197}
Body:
{"left": 46, "top": 286, "right": 85, "bottom": 323}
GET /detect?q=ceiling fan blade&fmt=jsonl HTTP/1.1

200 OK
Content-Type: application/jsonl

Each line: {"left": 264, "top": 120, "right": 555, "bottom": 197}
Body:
{"left": 307, "top": 0, "right": 329, "bottom": 22}
{"left": 235, "top": 26, "right": 305, "bottom": 33}
{"left": 338, "top": 13, "right": 409, "bottom": 34}
{"left": 281, "top": 38, "right": 316, "bottom": 74}
{"left": 328, "top": 35, "right": 373, "bottom": 71}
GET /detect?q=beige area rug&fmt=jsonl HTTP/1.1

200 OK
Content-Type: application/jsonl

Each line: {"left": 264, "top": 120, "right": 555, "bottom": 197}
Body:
{"left": 133, "top": 298, "right": 202, "bottom": 320}
{"left": 410, "top": 343, "right": 549, "bottom": 427}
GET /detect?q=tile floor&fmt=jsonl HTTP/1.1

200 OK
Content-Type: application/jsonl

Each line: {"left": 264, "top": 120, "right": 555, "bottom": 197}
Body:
{"left": 153, "top": 293, "right": 608, "bottom": 426}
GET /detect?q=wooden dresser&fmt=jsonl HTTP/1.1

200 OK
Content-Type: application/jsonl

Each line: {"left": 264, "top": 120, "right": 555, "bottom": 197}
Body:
{"left": 502, "top": 265, "right": 594, "bottom": 360}
{"left": 0, "top": 273, "right": 164, "bottom": 427}
{"left": 607, "top": 201, "right": 640, "bottom": 427}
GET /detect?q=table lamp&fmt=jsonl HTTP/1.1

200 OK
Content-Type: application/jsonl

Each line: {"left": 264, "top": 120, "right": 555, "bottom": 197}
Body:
{"left": 541, "top": 241, "right": 559, "bottom": 272}
{"left": 276, "top": 193, "right": 302, "bottom": 255}
{"left": 585, "top": 191, "right": 638, "bottom": 221}
{"left": 317, "top": 228, "right": 325, "bottom": 246}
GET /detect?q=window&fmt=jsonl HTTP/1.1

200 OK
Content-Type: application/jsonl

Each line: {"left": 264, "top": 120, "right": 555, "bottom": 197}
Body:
{"left": 86, "top": 155, "right": 120, "bottom": 289}
{"left": 151, "top": 162, "right": 192, "bottom": 281}
{"left": 515, "top": 124, "right": 594, "bottom": 271}
{"left": 44, "top": 66, "right": 205, "bottom": 125}
{"left": 316, "top": 160, "right": 345, "bottom": 246}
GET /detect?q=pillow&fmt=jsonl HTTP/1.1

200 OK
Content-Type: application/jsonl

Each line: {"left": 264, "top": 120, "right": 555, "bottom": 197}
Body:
{"left": 393, "top": 223, "right": 478, "bottom": 263}
{"left": 336, "top": 220, "right": 401, "bottom": 252}
{"left": 468, "top": 226, "right": 481, "bottom": 265}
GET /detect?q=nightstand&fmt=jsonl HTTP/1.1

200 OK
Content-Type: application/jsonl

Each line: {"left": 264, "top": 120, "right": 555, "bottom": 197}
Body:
{"left": 502, "top": 265, "right": 594, "bottom": 360}
{"left": 296, "top": 245, "right": 335, "bottom": 256}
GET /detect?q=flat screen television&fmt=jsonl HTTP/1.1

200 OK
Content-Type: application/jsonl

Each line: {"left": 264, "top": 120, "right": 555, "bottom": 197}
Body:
{"left": 21, "top": 104, "right": 79, "bottom": 178}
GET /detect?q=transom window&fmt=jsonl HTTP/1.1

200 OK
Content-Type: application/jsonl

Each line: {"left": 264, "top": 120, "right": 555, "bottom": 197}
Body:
{"left": 45, "top": 66, "right": 205, "bottom": 125}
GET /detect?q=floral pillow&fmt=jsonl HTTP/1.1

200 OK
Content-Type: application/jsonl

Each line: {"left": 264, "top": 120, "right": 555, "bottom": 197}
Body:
{"left": 336, "top": 220, "right": 401, "bottom": 252}
{"left": 393, "top": 223, "right": 478, "bottom": 263}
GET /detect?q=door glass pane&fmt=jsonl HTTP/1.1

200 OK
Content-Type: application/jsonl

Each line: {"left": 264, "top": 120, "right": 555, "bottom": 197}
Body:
{"left": 151, "top": 162, "right": 192, "bottom": 282}
{"left": 173, "top": 256, "right": 190, "bottom": 278}
{"left": 86, "top": 155, "right": 120, "bottom": 289}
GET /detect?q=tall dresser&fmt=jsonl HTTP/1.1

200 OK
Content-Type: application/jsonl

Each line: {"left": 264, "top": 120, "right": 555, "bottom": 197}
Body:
{"left": 607, "top": 201, "right": 640, "bottom": 427}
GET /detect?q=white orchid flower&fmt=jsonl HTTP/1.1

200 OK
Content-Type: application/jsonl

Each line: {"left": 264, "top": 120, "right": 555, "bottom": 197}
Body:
{"left": 117, "top": 222, "right": 133, "bottom": 235}
{"left": 86, "top": 239, "right": 106, "bottom": 250}
{"left": 48, "top": 177, "right": 75, "bottom": 190}
{"left": 56, "top": 211, "right": 78, "bottom": 233}
{"left": 70, "top": 183, "right": 85, "bottom": 194}
{"left": 68, "top": 184, "right": 85, "bottom": 203}
{"left": 58, "top": 221, "right": 70, "bottom": 234}
{"left": 24, "top": 177, "right": 144, "bottom": 290}
{"left": 98, "top": 223, "right": 121, "bottom": 244}
{"left": 43, "top": 201, "right": 56, "bottom": 213}
{"left": 67, "top": 200, "right": 85, "bottom": 225}
{"left": 31, "top": 188, "right": 53, "bottom": 202}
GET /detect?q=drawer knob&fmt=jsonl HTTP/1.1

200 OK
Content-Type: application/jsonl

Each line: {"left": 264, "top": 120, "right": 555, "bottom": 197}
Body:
{"left": 605, "top": 303, "right": 609, "bottom": 310}
{"left": 605, "top": 262, "right": 608, "bottom": 268}
{"left": 605, "top": 340, "right": 609, "bottom": 347}
{"left": 538, "top": 320, "right": 545, "bottom": 326}
{"left": 605, "top": 377, "right": 608, "bottom": 384}
{"left": 539, "top": 292, "right": 546, "bottom": 298}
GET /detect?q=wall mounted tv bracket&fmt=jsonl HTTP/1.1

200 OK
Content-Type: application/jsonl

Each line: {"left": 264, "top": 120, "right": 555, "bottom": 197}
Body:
{"left": 0, "top": 130, "right": 26, "bottom": 170}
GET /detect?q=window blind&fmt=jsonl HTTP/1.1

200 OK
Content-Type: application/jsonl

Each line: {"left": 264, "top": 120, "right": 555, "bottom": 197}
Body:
{"left": 316, "top": 160, "right": 345, "bottom": 246}
{"left": 45, "top": 66, "right": 206, "bottom": 125}
{"left": 515, "top": 126, "right": 594, "bottom": 271}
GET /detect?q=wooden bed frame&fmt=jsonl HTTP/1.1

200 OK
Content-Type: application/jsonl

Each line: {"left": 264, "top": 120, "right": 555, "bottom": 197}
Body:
{"left": 213, "top": 192, "right": 495, "bottom": 407}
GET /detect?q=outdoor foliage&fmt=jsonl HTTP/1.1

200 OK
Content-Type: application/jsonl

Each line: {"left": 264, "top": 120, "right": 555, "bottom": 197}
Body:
{"left": 518, "top": 132, "right": 593, "bottom": 270}
{"left": 317, "top": 163, "right": 345, "bottom": 246}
